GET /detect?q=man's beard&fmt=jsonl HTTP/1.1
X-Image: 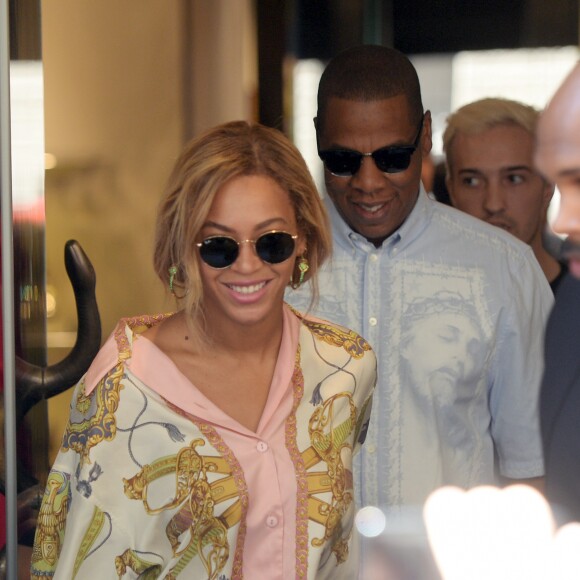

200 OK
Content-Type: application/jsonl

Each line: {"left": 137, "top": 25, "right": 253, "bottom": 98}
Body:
{"left": 561, "top": 237, "right": 580, "bottom": 259}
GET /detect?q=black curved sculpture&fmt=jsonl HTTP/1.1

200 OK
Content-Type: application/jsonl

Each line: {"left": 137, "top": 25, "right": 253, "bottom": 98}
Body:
{"left": 15, "top": 239, "right": 101, "bottom": 422}
{"left": 0, "top": 240, "right": 101, "bottom": 563}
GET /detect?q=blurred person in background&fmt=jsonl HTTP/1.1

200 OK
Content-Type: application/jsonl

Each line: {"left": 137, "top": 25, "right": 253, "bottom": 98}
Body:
{"left": 535, "top": 63, "right": 580, "bottom": 524}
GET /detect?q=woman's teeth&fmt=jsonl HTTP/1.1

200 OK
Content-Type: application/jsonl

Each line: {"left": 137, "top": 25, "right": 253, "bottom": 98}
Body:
{"left": 228, "top": 282, "right": 267, "bottom": 294}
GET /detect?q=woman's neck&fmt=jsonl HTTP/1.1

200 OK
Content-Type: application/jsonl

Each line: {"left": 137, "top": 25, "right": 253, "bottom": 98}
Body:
{"left": 196, "top": 306, "right": 285, "bottom": 359}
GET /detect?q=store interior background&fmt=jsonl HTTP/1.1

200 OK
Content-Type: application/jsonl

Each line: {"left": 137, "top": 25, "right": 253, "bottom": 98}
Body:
{"left": 39, "top": 0, "right": 579, "bottom": 463}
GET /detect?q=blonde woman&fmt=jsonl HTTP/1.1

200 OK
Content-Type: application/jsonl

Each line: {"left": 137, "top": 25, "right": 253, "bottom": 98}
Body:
{"left": 32, "top": 121, "right": 376, "bottom": 579}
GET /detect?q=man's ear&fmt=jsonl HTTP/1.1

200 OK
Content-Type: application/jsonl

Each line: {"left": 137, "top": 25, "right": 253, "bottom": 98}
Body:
{"left": 421, "top": 110, "right": 433, "bottom": 156}
{"left": 542, "top": 180, "right": 556, "bottom": 212}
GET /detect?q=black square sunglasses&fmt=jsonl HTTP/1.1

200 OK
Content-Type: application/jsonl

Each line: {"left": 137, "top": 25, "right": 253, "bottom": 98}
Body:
{"left": 196, "top": 230, "right": 298, "bottom": 269}
{"left": 318, "top": 115, "right": 424, "bottom": 177}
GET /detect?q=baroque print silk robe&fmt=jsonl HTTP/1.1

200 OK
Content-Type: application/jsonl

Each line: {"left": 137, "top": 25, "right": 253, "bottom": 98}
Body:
{"left": 31, "top": 305, "right": 376, "bottom": 579}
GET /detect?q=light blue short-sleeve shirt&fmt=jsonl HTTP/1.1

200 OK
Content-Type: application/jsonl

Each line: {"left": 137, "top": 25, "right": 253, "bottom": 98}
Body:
{"left": 287, "top": 188, "right": 553, "bottom": 510}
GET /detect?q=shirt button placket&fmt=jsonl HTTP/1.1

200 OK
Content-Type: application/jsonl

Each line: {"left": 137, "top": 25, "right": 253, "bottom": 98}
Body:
{"left": 366, "top": 249, "right": 381, "bottom": 338}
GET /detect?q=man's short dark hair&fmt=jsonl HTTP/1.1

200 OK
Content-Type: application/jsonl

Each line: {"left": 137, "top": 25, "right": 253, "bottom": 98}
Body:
{"left": 316, "top": 45, "right": 424, "bottom": 131}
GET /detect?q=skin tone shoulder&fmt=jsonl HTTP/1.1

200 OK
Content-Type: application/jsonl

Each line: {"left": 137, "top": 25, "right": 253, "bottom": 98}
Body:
{"left": 318, "top": 95, "right": 432, "bottom": 246}
{"left": 535, "top": 63, "right": 580, "bottom": 279}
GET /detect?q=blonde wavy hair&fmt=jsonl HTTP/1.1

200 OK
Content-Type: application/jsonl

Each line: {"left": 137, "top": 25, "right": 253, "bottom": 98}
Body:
{"left": 153, "top": 120, "right": 332, "bottom": 342}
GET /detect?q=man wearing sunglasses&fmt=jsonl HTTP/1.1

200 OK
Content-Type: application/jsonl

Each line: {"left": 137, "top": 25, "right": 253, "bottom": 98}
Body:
{"left": 288, "top": 45, "right": 553, "bottom": 517}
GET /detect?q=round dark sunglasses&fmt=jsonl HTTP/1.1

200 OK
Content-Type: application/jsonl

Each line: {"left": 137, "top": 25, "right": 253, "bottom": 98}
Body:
{"left": 318, "top": 116, "right": 424, "bottom": 177}
{"left": 196, "top": 230, "right": 298, "bottom": 269}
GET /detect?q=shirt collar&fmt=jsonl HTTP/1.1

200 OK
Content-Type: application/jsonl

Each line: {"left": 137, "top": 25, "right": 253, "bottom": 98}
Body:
{"left": 84, "top": 314, "right": 173, "bottom": 395}
{"left": 323, "top": 184, "right": 432, "bottom": 252}
{"left": 83, "top": 307, "right": 302, "bottom": 438}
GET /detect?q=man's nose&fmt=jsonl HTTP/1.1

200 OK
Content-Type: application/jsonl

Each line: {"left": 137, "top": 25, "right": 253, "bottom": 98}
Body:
{"left": 482, "top": 182, "right": 506, "bottom": 214}
{"left": 350, "top": 155, "right": 386, "bottom": 194}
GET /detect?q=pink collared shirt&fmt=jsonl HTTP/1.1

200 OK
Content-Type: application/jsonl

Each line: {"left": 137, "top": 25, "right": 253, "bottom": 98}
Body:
{"left": 122, "top": 307, "right": 301, "bottom": 579}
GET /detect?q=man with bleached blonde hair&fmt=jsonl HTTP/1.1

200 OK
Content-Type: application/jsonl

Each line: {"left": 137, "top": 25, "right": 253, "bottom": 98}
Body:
{"left": 443, "top": 97, "right": 566, "bottom": 293}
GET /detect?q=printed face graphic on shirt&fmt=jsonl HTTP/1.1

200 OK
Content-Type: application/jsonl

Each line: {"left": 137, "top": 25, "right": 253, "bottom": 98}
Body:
{"left": 400, "top": 292, "right": 485, "bottom": 401}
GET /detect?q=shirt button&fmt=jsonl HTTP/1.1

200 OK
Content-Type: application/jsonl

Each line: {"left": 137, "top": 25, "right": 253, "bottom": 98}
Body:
{"left": 366, "top": 444, "right": 376, "bottom": 454}
{"left": 369, "top": 317, "right": 377, "bottom": 326}
{"left": 256, "top": 441, "right": 268, "bottom": 453}
{"left": 266, "top": 515, "right": 279, "bottom": 528}
{"left": 369, "top": 253, "right": 378, "bottom": 262}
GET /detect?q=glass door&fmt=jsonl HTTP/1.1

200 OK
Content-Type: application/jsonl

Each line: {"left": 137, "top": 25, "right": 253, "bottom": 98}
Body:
{"left": 1, "top": 0, "right": 48, "bottom": 576}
